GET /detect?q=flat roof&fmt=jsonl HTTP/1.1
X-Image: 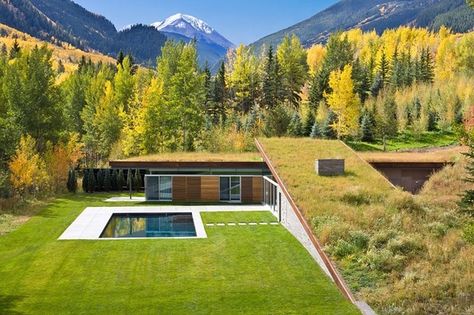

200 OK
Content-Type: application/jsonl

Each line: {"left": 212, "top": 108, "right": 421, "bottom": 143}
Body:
{"left": 359, "top": 146, "right": 466, "bottom": 163}
{"left": 256, "top": 137, "right": 395, "bottom": 215}
{"left": 113, "top": 152, "right": 263, "bottom": 163}
{"left": 109, "top": 152, "right": 265, "bottom": 169}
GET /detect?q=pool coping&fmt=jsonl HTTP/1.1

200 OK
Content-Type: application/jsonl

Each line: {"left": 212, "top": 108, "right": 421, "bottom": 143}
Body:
{"left": 58, "top": 205, "right": 270, "bottom": 240}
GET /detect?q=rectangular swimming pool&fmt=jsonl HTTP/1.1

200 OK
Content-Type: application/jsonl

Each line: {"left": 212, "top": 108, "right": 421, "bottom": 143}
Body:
{"left": 100, "top": 213, "right": 197, "bottom": 238}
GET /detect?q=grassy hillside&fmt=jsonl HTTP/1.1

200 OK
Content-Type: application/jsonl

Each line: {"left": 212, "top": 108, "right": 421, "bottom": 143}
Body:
{"left": 259, "top": 138, "right": 473, "bottom": 315}
{"left": 0, "top": 23, "right": 115, "bottom": 78}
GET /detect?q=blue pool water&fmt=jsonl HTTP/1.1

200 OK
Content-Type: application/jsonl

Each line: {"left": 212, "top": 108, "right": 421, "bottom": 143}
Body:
{"left": 100, "top": 213, "right": 197, "bottom": 238}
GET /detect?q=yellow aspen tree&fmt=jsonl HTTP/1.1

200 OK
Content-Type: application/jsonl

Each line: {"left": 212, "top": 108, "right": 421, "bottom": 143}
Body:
{"left": 9, "top": 135, "right": 48, "bottom": 196}
{"left": 325, "top": 65, "right": 361, "bottom": 138}
{"left": 307, "top": 44, "right": 326, "bottom": 76}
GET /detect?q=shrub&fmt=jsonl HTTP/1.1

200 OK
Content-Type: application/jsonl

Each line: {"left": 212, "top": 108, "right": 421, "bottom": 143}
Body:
{"left": 349, "top": 230, "right": 370, "bottom": 250}
{"left": 387, "top": 235, "right": 425, "bottom": 257}
{"left": 66, "top": 169, "right": 77, "bottom": 193}
{"left": 330, "top": 239, "right": 357, "bottom": 258}
{"left": 369, "top": 230, "right": 398, "bottom": 249}
{"left": 365, "top": 248, "right": 406, "bottom": 273}
{"left": 103, "top": 169, "right": 111, "bottom": 192}
{"left": 87, "top": 169, "right": 95, "bottom": 193}
{"left": 463, "top": 222, "right": 474, "bottom": 244}
{"left": 82, "top": 169, "right": 88, "bottom": 193}
{"left": 117, "top": 169, "right": 125, "bottom": 191}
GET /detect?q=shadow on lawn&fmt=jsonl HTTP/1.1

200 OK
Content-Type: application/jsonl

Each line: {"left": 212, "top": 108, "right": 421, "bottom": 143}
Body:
{"left": 0, "top": 294, "right": 26, "bottom": 315}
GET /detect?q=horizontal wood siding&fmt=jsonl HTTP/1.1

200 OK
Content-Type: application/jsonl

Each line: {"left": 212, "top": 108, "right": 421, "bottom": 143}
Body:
{"left": 172, "top": 177, "right": 186, "bottom": 201}
{"left": 252, "top": 177, "right": 263, "bottom": 203}
{"left": 241, "top": 177, "right": 253, "bottom": 202}
{"left": 201, "top": 176, "right": 219, "bottom": 202}
{"left": 186, "top": 177, "right": 201, "bottom": 201}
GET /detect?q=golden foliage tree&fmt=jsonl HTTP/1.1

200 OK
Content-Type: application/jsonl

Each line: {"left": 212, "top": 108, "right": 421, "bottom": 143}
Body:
{"left": 307, "top": 44, "right": 326, "bottom": 76}
{"left": 325, "top": 65, "right": 361, "bottom": 138}
{"left": 9, "top": 135, "right": 48, "bottom": 196}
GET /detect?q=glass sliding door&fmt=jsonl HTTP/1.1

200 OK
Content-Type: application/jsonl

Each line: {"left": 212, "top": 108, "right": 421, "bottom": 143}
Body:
{"left": 159, "top": 176, "right": 172, "bottom": 201}
{"left": 220, "top": 176, "right": 240, "bottom": 202}
{"left": 145, "top": 176, "right": 160, "bottom": 201}
{"left": 220, "top": 177, "right": 230, "bottom": 201}
{"left": 230, "top": 177, "right": 241, "bottom": 201}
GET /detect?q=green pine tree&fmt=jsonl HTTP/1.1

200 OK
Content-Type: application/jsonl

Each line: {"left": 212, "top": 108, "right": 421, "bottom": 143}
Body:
{"left": 310, "top": 122, "right": 320, "bottom": 139}
{"left": 321, "top": 111, "right": 337, "bottom": 139}
{"left": 303, "top": 111, "right": 316, "bottom": 137}
{"left": 82, "top": 169, "right": 89, "bottom": 193}
{"left": 287, "top": 111, "right": 303, "bottom": 137}
{"left": 360, "top": 110, "right": 375, "bottom": 142}
{"left": 67, "top": 169, "right": 77, "bottom": 193}
{"left": 103, "top": 169, "right": 112, "bottom": 192}
{"left": 111, "top": 169, "right": 118, "bottom": 191}
{"left": 134, "top": 170, "right": 142, "bottom": 192}
{"left": 9, "top": 39, "right": 21, "bottom": 59}
{"left": 117, "top": 169, "right": 125, "bottom": 192}
{"left": 87, "top": 169, "right": 96, "bottom": 193}
{"left": 96, "top": 169, "right": 104, "bottom": 191}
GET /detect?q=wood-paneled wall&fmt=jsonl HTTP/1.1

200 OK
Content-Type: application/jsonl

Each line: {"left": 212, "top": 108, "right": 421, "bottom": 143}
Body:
{"left": 171, "top": 176, "right": 263, "bottom": 203}
{"left": 201, "top": 176, "right": 219, "bottom": 202}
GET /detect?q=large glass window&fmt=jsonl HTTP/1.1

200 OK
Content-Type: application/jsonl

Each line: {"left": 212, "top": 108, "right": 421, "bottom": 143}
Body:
{"left": 145, "top": 176, "right": 160, "bottom": 201}
{"left": 220, "top": 176, "right": 240, "bottom": 201}
{"left": 159, "top": 176, "right": 172, "bottom": 201}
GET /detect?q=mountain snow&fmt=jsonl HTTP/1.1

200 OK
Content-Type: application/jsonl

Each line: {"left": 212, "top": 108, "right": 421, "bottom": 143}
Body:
{"left": 152, "top": 13, "right": 234, "bottom": 49}
{"left": 153, "top": 13, "right": 213, "bottom": 34}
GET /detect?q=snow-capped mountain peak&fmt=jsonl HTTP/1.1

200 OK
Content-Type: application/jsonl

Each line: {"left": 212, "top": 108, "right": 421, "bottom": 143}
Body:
{"left": 151, "top": 13, "right": 234, "bottom": 49}
{"left": 153, "top": 13, "right": 214, "bottom": 35}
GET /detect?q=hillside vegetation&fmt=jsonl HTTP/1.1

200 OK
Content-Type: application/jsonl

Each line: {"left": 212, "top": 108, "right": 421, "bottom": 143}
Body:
{"left": 0, "top": 23, "right": 115, "bottom": 76}
{"left": 0, "top": 0, "right": 167, "bottom": 63}
{"left": 253, "top": 0, "right": 474, "bottom": 49}
{"left": 259, "top": 138, "right": 474, "bottom": 315}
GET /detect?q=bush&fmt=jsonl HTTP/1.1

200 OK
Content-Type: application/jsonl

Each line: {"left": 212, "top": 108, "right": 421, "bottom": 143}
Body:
{"left": 66, "top": 169, "right": 77, "bottom": 193}
{"left": 82, "top": 169, "right": 88, "bottom": 193}
{"left": 331, "top": 239, "right": 357, "bottom": 258}
{"left": 387, "top": 235, "right": 425, "bottom": 257}
{"left": 463, "top": 222, "right": 474, "bottom": 244}
{"left": 103, "top": 169, "right": 111, "bottom": 192}
{"left": 369, "top": 230, "right": 398, "bottom": 249}
{"left": 349, "top": 230, "right": 370, "bottom": 250}
{"left": 365, "top": 248, "right": 406, "bottom": 273}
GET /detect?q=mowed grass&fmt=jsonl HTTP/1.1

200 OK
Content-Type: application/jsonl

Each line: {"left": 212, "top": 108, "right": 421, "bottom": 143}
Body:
{"left": 201, "top": 211, "right": 278, "bottom": 224}
{"left": 0, "top": 193, "right": 358, "bottom": 315}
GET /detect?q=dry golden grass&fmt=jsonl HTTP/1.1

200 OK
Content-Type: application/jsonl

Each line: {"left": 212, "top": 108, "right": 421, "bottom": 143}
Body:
{"left": 258, "top": 137, "right": 474, "bottom": 315}
{"left": 116, "top": 151, "right": 263, "bottom": 162}
{"left": 0, "top": 23, "right": 115, "bottom": 75}
{"left": 359, "top": 145, "right": 467, "bottom": 163}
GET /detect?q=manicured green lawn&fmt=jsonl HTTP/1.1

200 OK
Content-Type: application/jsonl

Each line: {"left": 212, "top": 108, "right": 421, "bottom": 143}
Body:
{"left": 0, "top": 193, "right": 358, "bottom": 315}
{"left": 347, "top": 130, "right": 459, "bottom": 152}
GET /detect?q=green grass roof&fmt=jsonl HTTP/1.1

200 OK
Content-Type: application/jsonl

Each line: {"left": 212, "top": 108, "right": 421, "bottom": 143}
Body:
{"left": 257, "top": 138, "right": 395, "bottom": 217}
{"left": 114, "top": 151, "right": 263, "bottom": 163}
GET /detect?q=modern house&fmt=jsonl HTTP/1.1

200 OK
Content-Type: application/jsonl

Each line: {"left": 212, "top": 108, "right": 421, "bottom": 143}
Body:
{"left": 109, "top": 153, "right": 274, "bottom": 204}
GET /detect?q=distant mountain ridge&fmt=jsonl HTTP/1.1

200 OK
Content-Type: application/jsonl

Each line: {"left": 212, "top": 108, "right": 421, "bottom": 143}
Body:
{"left": 0, "top": 2, "right": 232, "bottom": 69}
{"left": 153, "top": 13, "right": 234, "bottom": 49}
{"left": 152, "top": 13, "right": 234, "bottom": 70}
{"left": 253, "top": 0, "right": 474, "bottom": 49}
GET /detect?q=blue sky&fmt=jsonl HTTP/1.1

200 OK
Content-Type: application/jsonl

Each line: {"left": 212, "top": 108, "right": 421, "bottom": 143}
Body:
{"left": 73, "top": 0, "right": 338, "bottom": 44}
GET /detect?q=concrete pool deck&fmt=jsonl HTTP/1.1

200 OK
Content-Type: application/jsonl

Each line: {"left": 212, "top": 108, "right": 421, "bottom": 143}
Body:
{"left": 59, "top": 205, "right": 271, "bottom": 240}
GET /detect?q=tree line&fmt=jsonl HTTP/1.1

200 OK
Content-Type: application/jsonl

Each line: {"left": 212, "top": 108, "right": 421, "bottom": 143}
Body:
{"left": 1, "top": 26, "right": 474, "bottom": 199}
